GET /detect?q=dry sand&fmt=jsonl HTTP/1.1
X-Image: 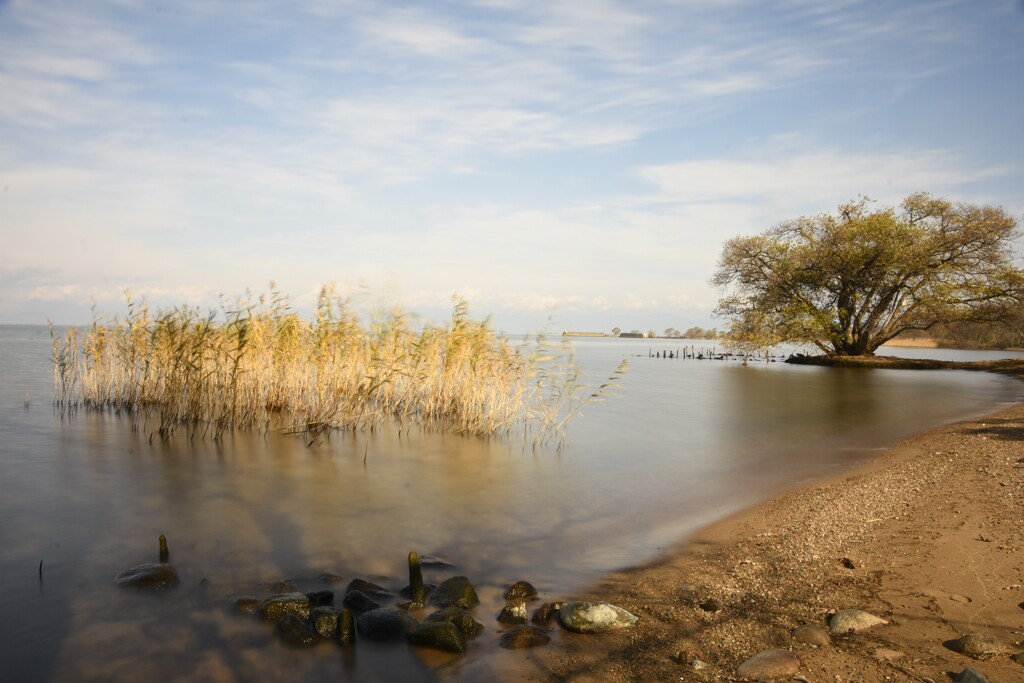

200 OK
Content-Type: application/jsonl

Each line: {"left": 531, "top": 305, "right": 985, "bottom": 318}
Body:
{"left": 493, "top": 363, "right": 1024, "bottom": 682}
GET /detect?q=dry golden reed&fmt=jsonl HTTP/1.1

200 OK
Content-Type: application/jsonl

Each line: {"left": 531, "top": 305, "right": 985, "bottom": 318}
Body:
{"left": 52, "top": 286, "right": 624, "bottom": 445}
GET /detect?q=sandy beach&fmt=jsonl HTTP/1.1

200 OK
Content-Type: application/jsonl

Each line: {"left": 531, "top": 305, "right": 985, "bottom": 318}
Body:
{"left": 496, "top": 364, "right": 1024, "bottom": 682}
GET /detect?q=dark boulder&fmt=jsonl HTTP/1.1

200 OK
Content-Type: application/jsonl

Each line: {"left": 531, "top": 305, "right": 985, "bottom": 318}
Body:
{"left": 311, "top": 606, "right": 346, "bottom": 638}
{"left": 305, "top": 590, "right": 334, "bottom": 608}
{"left": 227, "top": 594, "right": 261, "bottom": 615}
{"left": 275, "top": 613, "right": 319, "bottom": 648}
{"left": 504, "top": 580, "right": 538, "bottom": 601}
{"left": 115, "top": 563, "right": 180, "bottom": 591}
{"left": 357, "top": 608, "right": 417, "bottom": 641}
{"left": 531, "top": 602, "right": 562, "bottom": 625}
{"left": 342, "top": 589, "right": 381, "bottom": 613}
{"left": 430, "top": 576, "right": 479, "bottom": 610}
{"left": 345, "top": 578, "right": 390, "bottom": 597}
{"left": 407, "top": 621, "right": 467, "bottom": 653}
{"left": 259, "top": 592, "right": 311, "bottom": 622}
{"left": 497, "top": 601, "right": 528, "bottom": 625}
{"left": 425, "top": 606, "right": 484, "bottom": 638}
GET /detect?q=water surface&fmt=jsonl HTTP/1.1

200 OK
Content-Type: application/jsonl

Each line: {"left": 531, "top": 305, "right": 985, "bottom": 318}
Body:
{"left": 1, "top": 327, "right": 1020, "bottom": 681}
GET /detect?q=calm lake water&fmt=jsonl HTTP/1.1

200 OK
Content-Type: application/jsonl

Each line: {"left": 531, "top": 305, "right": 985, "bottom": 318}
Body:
{"left": 1, "top": 325, "right": 1021, "bottom": 681}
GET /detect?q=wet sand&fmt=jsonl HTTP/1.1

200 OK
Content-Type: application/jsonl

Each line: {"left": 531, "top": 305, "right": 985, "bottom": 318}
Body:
{"left": 486, "top": 363, "right": 1024, "bottom": 682}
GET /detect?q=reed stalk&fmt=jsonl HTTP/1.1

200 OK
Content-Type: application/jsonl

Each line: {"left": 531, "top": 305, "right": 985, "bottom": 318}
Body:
{"left": 51, "top": 286, "right": 622, "bottom": 445}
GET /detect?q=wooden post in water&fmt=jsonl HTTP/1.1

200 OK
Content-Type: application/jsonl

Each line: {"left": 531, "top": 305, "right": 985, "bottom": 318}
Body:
{"left": 159, "top": 534, "right": 169, "bottom": 563}
{"left": 408, "top": 551, "right": 426, "bottom": 606}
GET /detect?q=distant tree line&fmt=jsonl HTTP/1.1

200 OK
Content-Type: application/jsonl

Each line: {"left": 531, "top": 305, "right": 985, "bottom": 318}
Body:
{"left": 610, "top": 326, "right": 719, "bottom": 339}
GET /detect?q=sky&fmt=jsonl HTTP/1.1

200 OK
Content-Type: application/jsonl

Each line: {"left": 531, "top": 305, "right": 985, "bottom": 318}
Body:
{"left": 1, "top": 0, "right": 1023, "bottom": 333}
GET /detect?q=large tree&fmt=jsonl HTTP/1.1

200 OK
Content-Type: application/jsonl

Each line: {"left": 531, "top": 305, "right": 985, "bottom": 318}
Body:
{"left": 712, "top": 194, "right": 1024, "bottom": 356}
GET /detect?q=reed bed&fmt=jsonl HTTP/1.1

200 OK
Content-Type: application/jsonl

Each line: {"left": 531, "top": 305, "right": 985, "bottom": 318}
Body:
{"left": 52, "top": 287, "right": 624, "bottom": 446}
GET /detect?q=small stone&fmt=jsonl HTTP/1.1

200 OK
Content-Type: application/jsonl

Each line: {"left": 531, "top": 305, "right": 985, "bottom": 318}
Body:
{"left": 259, "top": 592, "right": 311, "bottom": 622}
{"left": 311, "top": 606, "right": 344, "bottom": 638}
{"left": 945, "top": 633, "right": 1010, "bottom": 659}
{"left": 504, "top": 580, "right": 539, "bottom": 601}
{"left": 305, "top": 590, "right": 334, "bottom": 607}
{"left": 357, "top": 608, "right": 417, "bottom": 641}
{"left": 793, "top": 624, "right": 830, "bottom": 646}
{"left": 698, "top": 597, "right": 721, "bottom": 613}
{"left": 275, "top": 613, "right": 319, "bottom": 648}
{"left": 407, "top": 621, "right": 467, "bottom": 653}
{"left": 828, "top": 609, "right": 887, "bottom": 635}
{"left": 499, "top": 624, "right": 551, "bottom": 649}
{"left": 342, "top": 589, "right": 381, "bottom": 613}
{"left": 531, "top": 602, "right": 562, "bottom": 625}
{"left": 345, "top": 578, "right": 389, "bottom": 597}
{"left": 952, "top": 668, "right": 990, "bottom": 683}
{"left": 226, "top": 594, "right": 261, "bottom": 614}
{"left": 949, "top": 594, "right": 972, "bottom": 604}
{"left": 497, "top": 601, "right": 528, "bottom": 625}
{"left": 430, "top": 576, "right": 479, "bottom": 610}
{"left": 557, "top": 601, "right": 638, "bottom": 634}
{"left": 1010, "top": 652, "right": 1024, "bottom": 665}
{"left": 425, "top": 606, "right": 484, "bottom": 638}
{"left": 115, "top": 563, "right": 180, "bottom": 591}
{"left": 735, "top": 649, "right": 801, "bottom": 679}
{"left": 840, "top": 557, "right": 856, "bottom": 569}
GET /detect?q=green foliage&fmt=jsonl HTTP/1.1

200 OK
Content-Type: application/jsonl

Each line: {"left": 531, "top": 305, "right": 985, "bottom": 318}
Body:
{"left": 712, "top": 194, "right": 1024, "bottom": 356}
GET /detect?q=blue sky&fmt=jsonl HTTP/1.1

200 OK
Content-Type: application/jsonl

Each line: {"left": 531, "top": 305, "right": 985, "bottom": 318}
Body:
{"left": 1, "top": 0, "right": 1022, "bottom": 333}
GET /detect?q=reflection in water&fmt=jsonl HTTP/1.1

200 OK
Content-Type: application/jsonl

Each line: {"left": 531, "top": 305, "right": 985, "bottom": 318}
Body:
{"left": 0, "top": 328, "right": 1021, "bottom": 681}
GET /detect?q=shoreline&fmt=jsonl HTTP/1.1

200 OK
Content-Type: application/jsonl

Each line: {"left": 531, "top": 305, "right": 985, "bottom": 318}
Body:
{"left": 486, "top": 383, "right": 1024, "bottom": 680}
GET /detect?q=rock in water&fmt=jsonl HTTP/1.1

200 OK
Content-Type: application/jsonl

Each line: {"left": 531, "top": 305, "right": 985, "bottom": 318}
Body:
{"left": 945, "top": 633, "right": 1010, "bottom": 659}
{"left": 557, "top": 602, "right": 638, "bottom": 634}
{"left": 407, "top": 621, "right": 467, "bottom": 653}
{"left": 504, "top": 580, "right": 538, "bottom": 601}
{"left": 497, "top": 601, "right": 528, "bottom": 625}
{"left": 115, "top": 563, "right": 180, "bottom": 591}
{"left": 342, "top": 589, "right": 381, "bottom": 613}
{"left": 258, "top": 593, "right": 311, "bottom": 622}
{"left": 735, "top": 649, "right": 801, "bottom": 679}
{"left": 499, "top": 625, "right": 551, "bottom": 649}
{"left": 311, "top": 606, "right": 345, "bottom": 638}
{"left": 827, "top": 609, "right": 887, "bottom": 635}
{"left": 357, "top": 608, "right": 417, "bottom": 641}
{"left": 425, "top": 606, "right": 484, "bottom": 638}
{"left": 226, "top": 594, "right": 261, "bottom": 614}
{"left": 275, "top": 613, "right": 319, "bottom": 648}
{"left": 430, "top": 576, "right": 479, "bottom": 610}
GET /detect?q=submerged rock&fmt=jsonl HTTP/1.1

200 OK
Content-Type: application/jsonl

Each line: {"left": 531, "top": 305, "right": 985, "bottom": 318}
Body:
{"left": 115, "top": 563, "right": 180, "bottom": 591}
{"left": 945, "top": 633, "right": 1011, "bottom": 659}
{"left": 345, "top": 578, "right": 390, "bottom": 597}
{"left": 275, "top": 613, "right": 319, "bottom": 648}
{"left": 425, "top": 606, "right": 484, "bottom": 638}
{"left": 504, "top": 581, "right": 538, "bottom": 601}
{"left": 357, "top": 608, "right": 417, "bottom": 641}
{"left": 259, "top": 592, "right": 311, "bottom": 622}
{"left": 827, "top": 609, "right": 887, "bottom": 635}
{"left": 305, "top": 590, "right": 334, "bottom": 608}
{"left": 342, "top": 589, "right": 381, "bottom": 613}
{"left": 499, "top": 625, "right": 551, "bottom": 649}
{"left": 407, "top": 621, "right": 467, "bottom": 653}
{"left": 735, "top": 649, "right": 801, "bottom": 679}
{"left": 430, "top": 576, "right": 479, "bottom": 610}
{"left": 497, "top": 601, "right": 528, "bottom": 625}
{"left": 226, "top": 594, "right": 261, "bottom": 614}
{"left": 311, "top": 606, "right": 346, "bottom": 639}
{"left": 557, "top": 601, "right": 638, "bottom": 634}
{"left": 532, "top": 602, "right": 563, "bottom": 625}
